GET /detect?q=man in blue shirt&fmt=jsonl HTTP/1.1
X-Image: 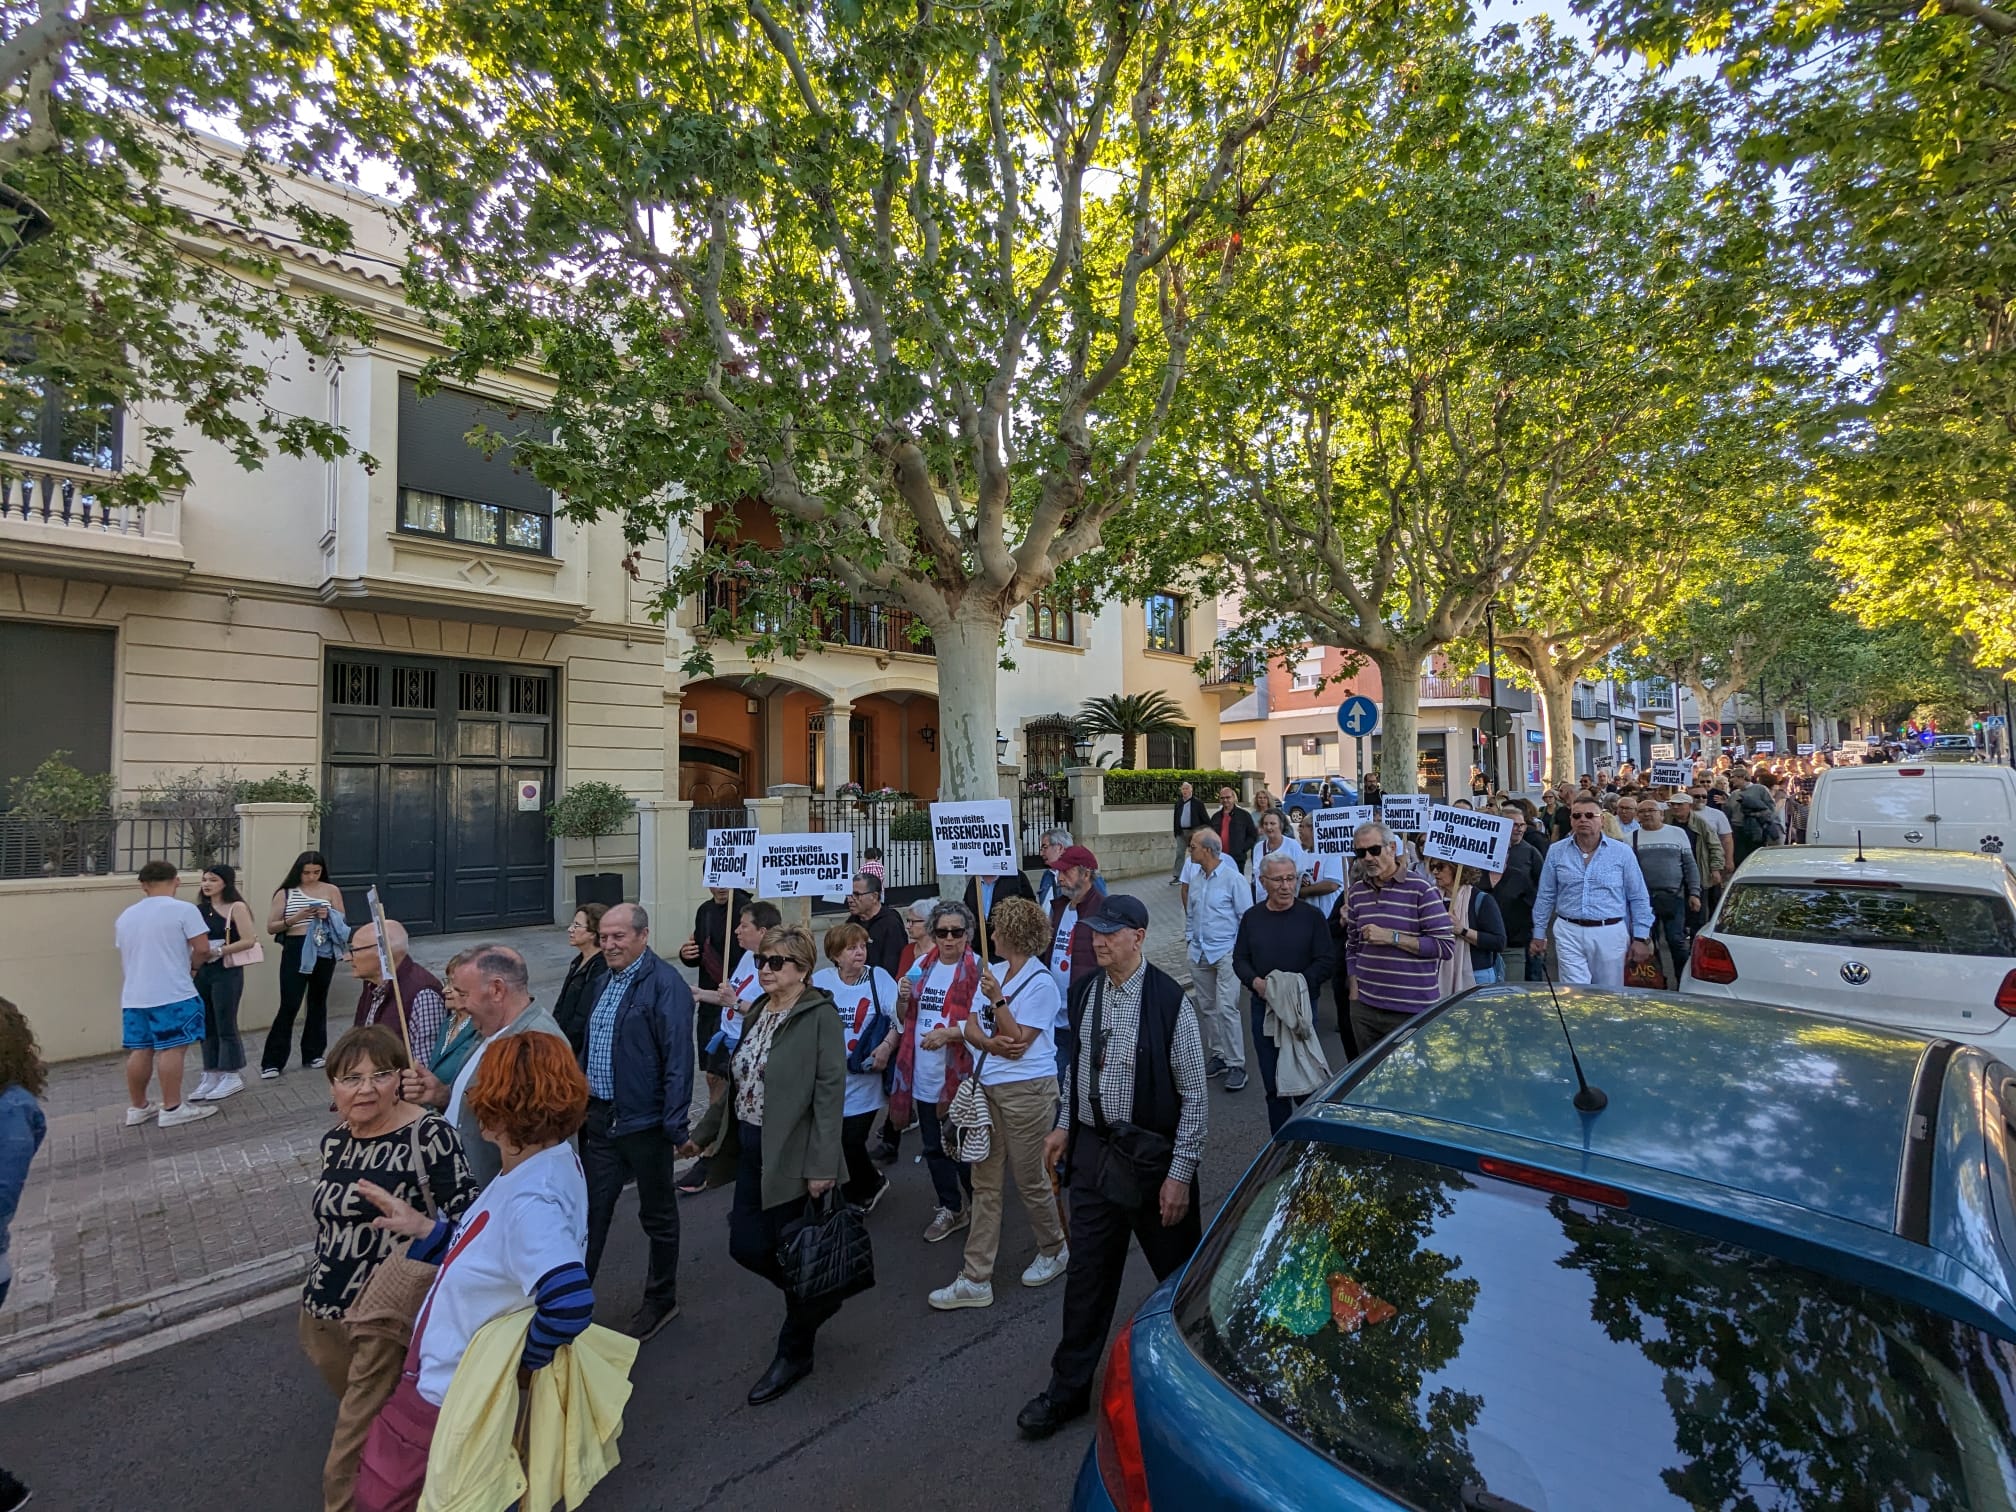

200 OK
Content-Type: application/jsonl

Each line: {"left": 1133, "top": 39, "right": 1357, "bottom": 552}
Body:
{"left": 1529, "top": 794, "right": 1654, "bottom": 987}
{"left": 1184, "top": 829, "right": 1254, "bottom": 1090}
{"left": 579, "top": 903, "right": 695, "bottom": 1344}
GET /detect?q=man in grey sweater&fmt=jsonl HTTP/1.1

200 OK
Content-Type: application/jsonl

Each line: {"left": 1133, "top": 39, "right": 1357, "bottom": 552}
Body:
{"left": 1631, "top": 802, "right": 1699, "bottom": 983}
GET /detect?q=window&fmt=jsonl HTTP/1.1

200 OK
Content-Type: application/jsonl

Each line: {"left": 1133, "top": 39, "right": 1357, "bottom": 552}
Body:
{"left": 1291, "top": 654, "right": 1323, "bottom": 693}
{"left": 1177, "top": 1140, "right": 2016, "bottom": 1512}
{"left": 0, "top": 344, "right": 122, "bottom": 470}
{"left": 1025, "top": 721, "right": 1076, "bottom": 776}
{"left": 1027, "top": 596, "right": 1076, "bottom": 645}
{"left": 396, "top": 377, "right": 552, "bottom": 555}
{"left": 1146, "top": 727, "right": 1195, "bottom": 769}
{"left": 1144, "top": 592, "right": 1186, "bottom": 654}
{"left": 1718, "top": 882, "right": 2016, "bottom": 956}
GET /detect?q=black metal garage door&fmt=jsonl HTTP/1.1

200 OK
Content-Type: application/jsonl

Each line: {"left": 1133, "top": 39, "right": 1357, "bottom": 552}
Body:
{"left": 322, "top": 653, "right": 555, "bottom": 936}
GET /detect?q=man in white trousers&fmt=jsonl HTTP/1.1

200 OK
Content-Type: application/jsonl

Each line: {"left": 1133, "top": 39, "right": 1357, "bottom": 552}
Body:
{"left": 1528, "top": 794, "right": 1654, "bottom": 987}
{"left": 1183, "top": 829, "right": 1253, "bottom": 1091}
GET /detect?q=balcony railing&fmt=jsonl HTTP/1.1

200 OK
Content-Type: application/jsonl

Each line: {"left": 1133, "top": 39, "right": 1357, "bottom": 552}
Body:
{"left": 1611, "top": 686, "right": 1637, "bottom": 716}
{"left": 1421, "top": 674, "right": 1488, "bottom": 701}
{"left": 0, "top": 455, "right": 182, "bottom": 551}
{"left": 1202, "top": 648, "right": 1258, "bottom": 687}
{"left": 1572, "top": 689, "right": 1601, "bottom": 720}
{"left": 702, "top": 574, "right": 935, "bottom": 659}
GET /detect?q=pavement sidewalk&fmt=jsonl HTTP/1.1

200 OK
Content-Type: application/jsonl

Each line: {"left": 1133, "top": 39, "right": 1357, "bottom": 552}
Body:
{"left": 1, "top": 873, "right": 1196, "bottom": 1386}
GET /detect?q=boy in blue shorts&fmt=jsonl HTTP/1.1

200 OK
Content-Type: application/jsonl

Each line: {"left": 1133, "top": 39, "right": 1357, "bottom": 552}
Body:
{"left": 116, "top": 861, "right": 218, "bottom": 1129}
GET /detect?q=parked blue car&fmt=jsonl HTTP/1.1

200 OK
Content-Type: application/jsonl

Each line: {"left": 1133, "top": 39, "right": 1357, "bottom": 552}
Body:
{"left": 1073, "top": 984, "right": 2016, "bottom": 1512}
{"left": 1279, "top": 777, "right": 1360, "bottom": 818}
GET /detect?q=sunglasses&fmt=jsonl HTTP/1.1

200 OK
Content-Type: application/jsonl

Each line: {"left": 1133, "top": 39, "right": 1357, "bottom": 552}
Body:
{"left": 1351, "top": 844, "right": 1385, "bottom": 858}
{"left": 753, "top": 954, "right": 797, "bottom": 972}
{"left": 934, "top": 927, "right": 969, "bottom": 939}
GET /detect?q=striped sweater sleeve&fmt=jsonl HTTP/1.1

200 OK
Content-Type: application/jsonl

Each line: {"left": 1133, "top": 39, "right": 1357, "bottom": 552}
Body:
{"left": 521, "top": 1262, "right": 595, "bottom": 1372}
{"left": 408, "top": 1215, "right": 454, "bottom": 1265}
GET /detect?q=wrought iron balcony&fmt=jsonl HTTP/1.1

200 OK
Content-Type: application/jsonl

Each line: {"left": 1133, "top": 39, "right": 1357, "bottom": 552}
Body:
{"left": 701, "top": 573, "right": 935, "bottom": 658}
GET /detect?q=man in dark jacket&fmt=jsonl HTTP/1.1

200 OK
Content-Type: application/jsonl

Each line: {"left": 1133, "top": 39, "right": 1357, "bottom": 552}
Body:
{"left": 348, "top": 917, "right": 446, "bottom": 1068}
{"left": 962, "top": 868, "right": 1037, "bottom": 960}
{"left": 1170, "top": 781, "right": 1209, "bottom": 882}
{"left": 579, "top": 903, "right": 695, "bottom": 1343}
{"left": 1233, "top": 854, "right": 1337, "bottom": 1133}
{"left": 846, "top": 872, "right": 910, "bottom": 976}
{"left": 1490, "top": 807, "right": 1545, "bottom": 980}
{"left": 1209, "top": 784, "right": 1260, "bottom": 870}
{"left": 678, "top": 885, "right": 750, "bottom": 1050}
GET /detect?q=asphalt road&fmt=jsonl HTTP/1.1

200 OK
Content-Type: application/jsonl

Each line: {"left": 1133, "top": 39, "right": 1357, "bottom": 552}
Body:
{"left": 4, "top": 1030, "right": 1311, "bottom": 1512}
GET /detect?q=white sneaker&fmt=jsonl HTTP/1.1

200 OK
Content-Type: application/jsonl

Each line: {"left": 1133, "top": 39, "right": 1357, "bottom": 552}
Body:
{"left": 928, "top": 1276, "right": 994, "bottom": 1311}
{"left": 158, "top": 1102, "right": 218, "bottom": 1129}
{"left": 1022, "top": 1246, "right": 1070, "bottom": 1288}
{"left": 207, "top": 1072, "right": 245, "bottom": 1101}
{"left": 259, "top": 1067, "right": 281, "bottom": 1080}
{"left": 124, "top": 1103, "right": 160, "bottom": 1127}
{"left": 189, "top": 1074, "right": 219, "bottom": 1102}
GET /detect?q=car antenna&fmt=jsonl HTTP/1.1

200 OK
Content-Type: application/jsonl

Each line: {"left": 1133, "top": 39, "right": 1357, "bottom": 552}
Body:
{"left": 1539, "top": 959, "right": 1607, "bottom": 1113}
{"left": 1855, "top": 827, "right": 1866, "bottom": 863}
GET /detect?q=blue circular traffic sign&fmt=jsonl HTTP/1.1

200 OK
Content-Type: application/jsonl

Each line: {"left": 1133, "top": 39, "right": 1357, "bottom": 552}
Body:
{"left": 1337, "top": 695, "right": 1379, "bottom": 738}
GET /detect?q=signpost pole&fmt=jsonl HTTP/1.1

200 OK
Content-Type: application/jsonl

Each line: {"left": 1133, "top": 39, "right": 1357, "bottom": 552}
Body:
{"left": 1485, "top": 604, "right": 1500, "bottom": 793}
{"left": 2005, "top": 681, "right": 2015, "bottom": 770}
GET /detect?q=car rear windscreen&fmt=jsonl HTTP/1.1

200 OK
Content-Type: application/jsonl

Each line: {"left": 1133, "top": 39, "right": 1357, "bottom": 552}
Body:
{"left": 1717, "top": 881, "right": 2016, "bottom": 956}
{"left": 1177, "top": 1142, "right": 2016, "bottom": 1512}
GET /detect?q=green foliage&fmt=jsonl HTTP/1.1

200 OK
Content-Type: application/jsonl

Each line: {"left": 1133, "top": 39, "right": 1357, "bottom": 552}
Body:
{"left": 5, "top": 751, "right": 114, "bottom": 819}
{"left": 545, "top": 782, "right": 637, "bottom": 843}
{"left": 887, "top": 810, "right": 933, "bottom": 844}
{"left": 235, "top": 770, "right": 326, "bottom": 821}
{"left": 1102, "top": 769, "right": 1243, "bottom": 807}
{"left": 1075, "top": 692, "right": 1189, "bottom": 771}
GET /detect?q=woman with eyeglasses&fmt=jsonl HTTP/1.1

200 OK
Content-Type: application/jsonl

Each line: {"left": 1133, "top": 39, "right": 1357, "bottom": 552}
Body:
{"left": 888, "top": 900, "right": 981, "bottom": 1245}
{"left": 1428, "top": 858, "right": 1506, "bottom": 994}
{"left": 550, "top": 901, "right": 611, "bottom": 1057}
{"left": 299, "top": 1025, "right": 478, "bottom": 1512}
{"left": 683, "top": 925, "right": 847, "bottom": 1405}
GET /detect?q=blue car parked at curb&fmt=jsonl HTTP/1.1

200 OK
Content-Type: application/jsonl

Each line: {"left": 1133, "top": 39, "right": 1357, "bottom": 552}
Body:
{"left": 1279, "top": 778, "right": 1360, "bottom": 819}
{"left": 1073, "top": 984, "right": 2016, "bottom": 1512}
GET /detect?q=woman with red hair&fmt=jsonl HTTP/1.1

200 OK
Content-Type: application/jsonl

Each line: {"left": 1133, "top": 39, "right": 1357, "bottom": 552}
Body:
{"left": 350, "top": 1032, "right": 594, "bottom": 1512}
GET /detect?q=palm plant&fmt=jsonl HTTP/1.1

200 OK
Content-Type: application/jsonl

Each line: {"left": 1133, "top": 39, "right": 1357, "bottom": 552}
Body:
{"left": 1075, "top": 692, "right": 1187, "bottom": 770}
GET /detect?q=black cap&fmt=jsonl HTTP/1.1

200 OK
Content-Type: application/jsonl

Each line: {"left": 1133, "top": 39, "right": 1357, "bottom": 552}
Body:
{"left": 1086, "top": 894, "right": 1150, "bottom": 933}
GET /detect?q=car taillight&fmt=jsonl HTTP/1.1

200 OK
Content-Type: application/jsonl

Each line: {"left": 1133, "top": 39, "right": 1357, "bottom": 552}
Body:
{"left": 1095, "top": 1319, "right": 1153, "bottom": 1511}
{"left": 1691, "top": 935, "right": 1738, "bottom": 984}
{"left": 1996, "top": 971, "right": 2016, "bottom": 1016}
{"left": 1478, "top": 1157, "right": 1631, "bottom": 1208}
{"left": 1898, "top": 768, "right": 1926, "bottom": 777}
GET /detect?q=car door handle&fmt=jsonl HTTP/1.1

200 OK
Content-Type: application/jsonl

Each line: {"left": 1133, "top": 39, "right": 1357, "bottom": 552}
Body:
{"left": 1927, "top": 813, "right": 1943, "bottom": 822}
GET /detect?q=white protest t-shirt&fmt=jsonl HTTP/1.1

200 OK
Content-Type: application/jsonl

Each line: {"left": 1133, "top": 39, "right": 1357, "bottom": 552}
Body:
{"left": 115, "top": 894, "right": 208, "bottom": 1009}
{"left": 812, "top": 965, "right": 895, "bottom": 1117}
{"left": 1303, "top": 851, "right": 1349, "bottom": 919}
{"left": 414, "top": 1140, "right": 587, "bottom": 1405}
{"left": 911, "top": 958, "right": 960, "bottom": 1104}
{"left": 1048, "top": 905, "right": 1080, "bottom": 998}
{"left": 978, "top": 957, "right": 1062, "bottom": 1088}
{"left": 1696, "top": 804, "right": 1733, "bottom": 840}
{"left": 721, "top": 954, "right": 763, "bottom": 1047}
{"left": 1246, "top": 835, "right": 1308, "bottom": 882}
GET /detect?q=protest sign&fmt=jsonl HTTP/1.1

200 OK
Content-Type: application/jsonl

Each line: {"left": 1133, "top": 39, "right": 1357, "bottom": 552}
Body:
{"left": 1754, "top": 739, "right": 1776, "bottom": 754}
{"left": 756, "top": 832, "right": 855, "bottom": 899}
{"left": 703, "top": 827, "right": 760, "bottom": 890}
{"left": 1649, "top": 743, "right": 1676, "bottom": 761}
{"left": 1650, "top": 760, "right": 1693, "bottom": 789}
{"left": 1796, "top": 742, "right": 1815, "bottom": 756}
{"left": 1311, "top": 806, "right": 1379, "bottom": 858}
{"left": 929, "top": 799, "right": 1017, "bottom": 876}
{"left": 1381, "top": 794, "right": 1432, "bottom": 833}
{"left": 1421, "top": 804, "right": 1514, "bottom": 873}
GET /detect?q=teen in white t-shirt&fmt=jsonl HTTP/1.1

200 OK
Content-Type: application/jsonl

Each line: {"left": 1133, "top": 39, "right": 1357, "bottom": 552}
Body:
{"left": 116, "top": 892, "right": 208, "bottom": 1009}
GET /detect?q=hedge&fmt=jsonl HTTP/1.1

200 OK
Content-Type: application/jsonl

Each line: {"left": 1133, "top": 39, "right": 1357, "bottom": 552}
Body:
{"left": 1101, "top": 768, "right": 1244, "bottom": 806}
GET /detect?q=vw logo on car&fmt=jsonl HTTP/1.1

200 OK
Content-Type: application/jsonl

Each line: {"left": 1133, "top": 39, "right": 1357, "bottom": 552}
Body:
{"left": 1841, "top": 961, "right": 1872, "bottom": 986}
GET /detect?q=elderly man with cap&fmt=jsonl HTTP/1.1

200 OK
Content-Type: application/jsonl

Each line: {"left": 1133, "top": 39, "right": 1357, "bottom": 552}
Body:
{"left": 1044, "top": 844, "right": 1105, "bottom": 1003}
{"left": 1019, "top": 894, "right": 1208, "bottom": 1440}
{"left": 348, "top": 916, "right": 445, "bottom": 1069}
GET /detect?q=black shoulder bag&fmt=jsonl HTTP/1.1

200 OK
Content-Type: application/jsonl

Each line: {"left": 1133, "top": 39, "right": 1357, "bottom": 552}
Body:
{"left": 1084, "top": 976, "right": 1176, "bottom": 1211}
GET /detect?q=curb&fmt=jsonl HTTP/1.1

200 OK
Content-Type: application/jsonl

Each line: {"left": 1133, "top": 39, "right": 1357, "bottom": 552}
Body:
{"left": 0, "top": 1245, "right": 309, "bottom": 1393}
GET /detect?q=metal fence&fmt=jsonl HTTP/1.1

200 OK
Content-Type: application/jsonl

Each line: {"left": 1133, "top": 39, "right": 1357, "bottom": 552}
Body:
{"left": 809, "top": 793, "right": 935, "bottom": 911}
{"left": 688, "top": 804, "right": 752, "bottom": 850}
{"left": 0, "top": 812, "right": 241, "bottom": 882}
{"left": 1017, "top": 777, "right": 1070, "bottom": 868}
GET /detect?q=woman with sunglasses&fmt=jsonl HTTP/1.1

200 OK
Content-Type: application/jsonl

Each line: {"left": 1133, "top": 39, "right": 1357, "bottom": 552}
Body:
{"left": 887, "top": 900, "right": 981, "bottom": 1244}
{"left": 682, "top": 925, "right": 847, "bottom": 1405}
{"left": 299, "top": 1025, "right": 478, "bottom": 1512}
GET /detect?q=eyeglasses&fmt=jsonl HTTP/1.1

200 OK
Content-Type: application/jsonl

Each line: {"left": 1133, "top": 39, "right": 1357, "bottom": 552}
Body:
{"left": 1351, "top": 844, "right": 1384, "bottom": 858}
{"left": 934, "top": 927, "right": 968, "bottom": 939}
{"left": 753, "top": 954, "right": 797, "bottom": 972}
{"left": 333, "top": 1069, "right": 400, "bottom": 1091}
{"left": 850, "top": 889, "right": 875, "bottom": 898}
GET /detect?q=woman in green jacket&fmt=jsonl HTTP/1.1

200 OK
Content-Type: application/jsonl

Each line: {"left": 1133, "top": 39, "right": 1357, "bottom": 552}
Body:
{"left": 685, "top": 922, "right": 846, "bottom": 1406}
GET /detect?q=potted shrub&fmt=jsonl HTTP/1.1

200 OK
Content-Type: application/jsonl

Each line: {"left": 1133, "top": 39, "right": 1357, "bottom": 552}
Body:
{"left": 546, "top": 781, "right": 636, "bottom": 908}
{"left": 6, "top": 752, "right": 116, "bottom": 876}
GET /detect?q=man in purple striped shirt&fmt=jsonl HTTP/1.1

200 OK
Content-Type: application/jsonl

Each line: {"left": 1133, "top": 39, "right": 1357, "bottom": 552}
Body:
{"left": 1341, "top": 821, "right": 1456, "bottom": 1053}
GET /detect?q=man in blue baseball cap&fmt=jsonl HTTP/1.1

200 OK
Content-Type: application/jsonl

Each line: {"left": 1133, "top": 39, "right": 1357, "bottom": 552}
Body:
{"left": 1018, "top": 893, "right": 1209, "bottom": 1440}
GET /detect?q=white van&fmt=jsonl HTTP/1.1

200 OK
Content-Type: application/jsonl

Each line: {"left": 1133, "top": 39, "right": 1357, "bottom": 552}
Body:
{"left": 1806, "top": 762, "right": 2016, "bottom": 855}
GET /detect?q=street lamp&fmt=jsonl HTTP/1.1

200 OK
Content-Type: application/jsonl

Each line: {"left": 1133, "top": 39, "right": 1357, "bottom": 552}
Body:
{"left": 1071, "top": 731, "right": 1095, "bottom": 765}
{"left": 995, "top": 729, "right": 1010, "bottom": 763}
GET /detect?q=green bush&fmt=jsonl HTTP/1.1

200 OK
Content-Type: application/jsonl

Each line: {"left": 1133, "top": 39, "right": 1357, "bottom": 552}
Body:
{"left": 888, "top": 809, "right": 933, "bottom": 843}
{"left": 6, "top": 752, "right": 115, "bottom": 819}
{"left": 1101, "top": 768, "right": 1244, "bottom": 806}
{"left": 546, "top": 781, "right": 637, "bottom": 870}
{"left": 237, "top": 769, "right": 325, "bottom": 820}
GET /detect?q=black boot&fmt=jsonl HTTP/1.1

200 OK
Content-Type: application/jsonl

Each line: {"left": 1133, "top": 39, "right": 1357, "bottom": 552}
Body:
{"left": 747, "top": 1352, "right": 814, "bottom": 1406}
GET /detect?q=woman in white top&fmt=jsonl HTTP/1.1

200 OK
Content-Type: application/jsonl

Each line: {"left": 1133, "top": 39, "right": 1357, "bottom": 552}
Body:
{"left": 1245, "top": 808, "right": 1307, "bottom": 883}
{"left": 810, "top": 921, "right": 899, "bottom": 1211}
{"left": 927, "top": 896, "right": 1070, "bottom": 1312}
{"left": 262, "top": 850, "right": 347, "bottom": 1078}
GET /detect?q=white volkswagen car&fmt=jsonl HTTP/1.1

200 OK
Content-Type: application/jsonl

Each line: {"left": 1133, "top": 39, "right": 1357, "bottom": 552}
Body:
{"left": 1681, "top": 847, "right": 2016, "bottom": 1044}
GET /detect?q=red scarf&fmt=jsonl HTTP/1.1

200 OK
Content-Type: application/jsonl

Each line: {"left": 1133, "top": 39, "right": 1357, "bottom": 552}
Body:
{"left": 886, "top": 949, "right": 981, "bottom": 1128}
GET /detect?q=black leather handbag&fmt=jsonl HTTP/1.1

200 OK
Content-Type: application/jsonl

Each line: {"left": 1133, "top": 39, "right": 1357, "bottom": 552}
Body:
{"left": 1084, "top": 978, "right": 1175, "bottom": 1211}
{"left": 776, "top": 1188, "right": 876, "bottom": 1307}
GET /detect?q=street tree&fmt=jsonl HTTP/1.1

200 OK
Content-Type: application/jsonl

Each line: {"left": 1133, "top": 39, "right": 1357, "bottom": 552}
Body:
{"left": 0, "top": 0, "right": 375, "bottom": 500}
{"left": 1151, "top": 26, "right": 1778, "bottom": 795}
{"left": 323, "top": 0, "right": 1461, "bottom": 801}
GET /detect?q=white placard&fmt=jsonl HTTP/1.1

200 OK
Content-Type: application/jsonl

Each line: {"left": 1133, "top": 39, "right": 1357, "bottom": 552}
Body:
{"left": 1753, "top": 739, "right": 1776, "bottom": 754}
{"left": 703, "top": 827, "right": 759, "bottom": 890}
{"left": 756, "top": 832, "right": 856, "bottom": 899}
{"left": 929, "top": 799, "right": 1017, "bottom": 875}
{"left": 1649, "top": 743, "right": 1676, "bottom": 761}
{"left": 1650, "top": 760, "right": 1693, "bottom": 789}
{"left": 1796, "top": 742, "right": 1815, "bottom": 756}
{"left": 1311, "top": 806, "right": 1379, "bottom": 858}
{"left": 1381, "top": 794, "right": 1432, "bottom": 833}
{"left": 1421, "top": 804, "right": 1514, "bottom": 873}
{"left": 1840, "top": 739, "right": 1870, "bottom": 758}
